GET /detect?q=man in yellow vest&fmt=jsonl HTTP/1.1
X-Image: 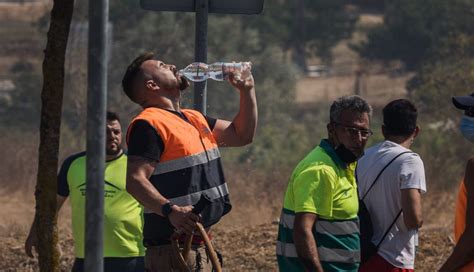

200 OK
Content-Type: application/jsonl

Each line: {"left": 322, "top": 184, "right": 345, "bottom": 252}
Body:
{"left": 440, "top": 93, "right": 474, "bottom": 272}
{"left": 276, "top": 95, "right": 372, "bottom": 271}
{"left": 121, "top": 52, "right": 257, "bottom": 271}
{"left": 24, "top": 112, "right": 145, "bottom": 272}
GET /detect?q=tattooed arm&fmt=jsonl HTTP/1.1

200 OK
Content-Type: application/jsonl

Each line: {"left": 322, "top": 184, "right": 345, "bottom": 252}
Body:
{"left": 126, "top": 155, "right": 199, "bottom": 234}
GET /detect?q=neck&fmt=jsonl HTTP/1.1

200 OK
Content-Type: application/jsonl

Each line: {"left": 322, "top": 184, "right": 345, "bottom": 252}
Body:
{"left": 106, "top": 149, "right": 123, "bottom": 161}
{"left": 327, "top": 134, "right": 341, "bottom": 148}
{"left": 385, "top": 136, "right": 412, "bottom": 149}
{"left": 142, "top": 91, "right": 181, "bottom": 111}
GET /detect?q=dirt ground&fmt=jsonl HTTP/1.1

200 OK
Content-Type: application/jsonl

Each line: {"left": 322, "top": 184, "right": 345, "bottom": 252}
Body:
{"left": 0, "top": 190, "right": 457, "bottom": 271}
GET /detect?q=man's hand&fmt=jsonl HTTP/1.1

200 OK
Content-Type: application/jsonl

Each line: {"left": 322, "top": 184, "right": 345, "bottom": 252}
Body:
{"left": 229, "top": 72, "right": 255, "bottom": 93}
{"left": 168, "top": 205, "right": 200, "bottom": 235}
{"left": 24, "top": 230, "right": 37, "bottom": 258}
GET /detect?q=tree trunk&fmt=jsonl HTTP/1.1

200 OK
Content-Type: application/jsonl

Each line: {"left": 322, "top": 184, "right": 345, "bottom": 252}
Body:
{"left": 35, "top": 0, "right": 74, "bottom": 271}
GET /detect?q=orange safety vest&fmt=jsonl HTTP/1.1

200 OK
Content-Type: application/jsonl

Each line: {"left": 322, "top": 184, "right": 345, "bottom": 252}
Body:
{"left": 127, "top": 107, "right": 231, "bottom": 243}
{"left": 454, "top": 179, "right": 474, "bottom": 272}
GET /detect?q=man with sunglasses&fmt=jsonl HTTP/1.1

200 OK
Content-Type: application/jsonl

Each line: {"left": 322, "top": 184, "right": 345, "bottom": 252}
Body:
{"left": 277, "top": 95, "right": 372, "bottom": 271}
{"left": 357, "top": 99, "right": 426, "bottom": 272}
{"left": 439, "top": 94, "right": 474, "bottom": 272}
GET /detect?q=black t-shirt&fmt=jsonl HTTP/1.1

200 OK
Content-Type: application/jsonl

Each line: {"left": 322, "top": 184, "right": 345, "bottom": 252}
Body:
{"left": 57, "top": 152, "right": 86, "bottom": 197}
{"left": 127, "top": 110, "right": 217, "bottom": 161}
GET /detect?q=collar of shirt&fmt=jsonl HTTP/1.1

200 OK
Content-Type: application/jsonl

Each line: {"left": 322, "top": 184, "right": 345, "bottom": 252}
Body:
{"left": 319, "top": 139, "right": 348, "bottom": 169}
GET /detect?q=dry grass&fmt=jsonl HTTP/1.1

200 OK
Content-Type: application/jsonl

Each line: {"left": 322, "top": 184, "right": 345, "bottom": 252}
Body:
{"left": 295, "top": 73, "right": 412, "bottom": 107}
{"left": 0, "top": 181, "right": 458, "bottom": 272}
{"left": 0, "top": 1, "right": 50, "bottom": 23}
{"left": 0, "top": 132, "right": 458, "bottom": 271}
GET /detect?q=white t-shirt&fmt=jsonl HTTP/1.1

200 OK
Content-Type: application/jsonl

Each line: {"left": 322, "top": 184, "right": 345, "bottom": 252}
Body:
{"left": 356, "top": 140, "right": 427, "bottom": 269}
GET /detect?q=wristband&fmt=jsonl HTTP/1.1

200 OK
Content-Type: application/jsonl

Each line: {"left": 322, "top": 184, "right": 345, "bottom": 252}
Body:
{"left": 161, "top": 202, "right": 174, "bottom": 218}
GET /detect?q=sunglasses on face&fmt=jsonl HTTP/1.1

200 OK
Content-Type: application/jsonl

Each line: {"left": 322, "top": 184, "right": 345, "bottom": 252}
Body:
{"left": 333, "top": 122, "right": 373, "bottom": 139}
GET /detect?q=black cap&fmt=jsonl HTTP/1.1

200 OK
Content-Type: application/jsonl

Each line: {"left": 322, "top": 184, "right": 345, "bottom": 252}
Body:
{"left": 453, "top": 93, "right": 474, "bottom": 110}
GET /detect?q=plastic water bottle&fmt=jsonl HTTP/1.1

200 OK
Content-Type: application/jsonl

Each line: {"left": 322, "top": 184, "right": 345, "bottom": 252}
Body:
{"left": 178, "top": 62, "right": 209, "bottom": 82}
{"left": 208, "top": 62, "right": 252, "bottom": 81}
{"left": 179, "top": 62, "right": 252, "bottom": 82}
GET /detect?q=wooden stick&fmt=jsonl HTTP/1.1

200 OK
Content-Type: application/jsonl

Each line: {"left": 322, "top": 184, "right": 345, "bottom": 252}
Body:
{"left": 182, "top": 232, "right": 194, "bottom": 263}
{"left": 170, "top": 239, "right": 190, "bottom": 272}
{"left": 196, "top": 223, "right": 222, "bottom": 272}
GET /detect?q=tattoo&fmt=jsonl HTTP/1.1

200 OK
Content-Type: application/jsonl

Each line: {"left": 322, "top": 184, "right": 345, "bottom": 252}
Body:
{"left": 127, "top": 155, "right": 158, "bottom": 178}
{"left": 129, "top": 155, "right": 157, "bottom": 165}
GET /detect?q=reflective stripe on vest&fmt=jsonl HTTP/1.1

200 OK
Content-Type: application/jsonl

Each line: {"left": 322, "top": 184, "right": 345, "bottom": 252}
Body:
{"left": 153, "top": 147, "right": 221, "bottom": 175}
{"left": 279, "top": 211, "right": 358, "bottom": 235}
{"left": 277, "top": 209, "right": 360, "bottom": 263}
{"left": 276, "top": 241, "right": 360, "bottom": 264}
{"left": 315, "top": 220, "right": 359, "bottom": 236}
{"left": 143, "top": 183, "right": 229, "bottom": 213}
{"left": 276, "top": 241, "right": 298, "bottom": 258}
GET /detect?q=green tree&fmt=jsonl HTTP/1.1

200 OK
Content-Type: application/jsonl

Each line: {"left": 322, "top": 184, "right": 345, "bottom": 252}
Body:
{"left": 247, "top": 0, "right": 358, "bottom": 69}
{"left": 354, "top": 0, "right": 474, "bottom": 69}
{"left": 407, "top": 58, "right": 474, "bottom": 188}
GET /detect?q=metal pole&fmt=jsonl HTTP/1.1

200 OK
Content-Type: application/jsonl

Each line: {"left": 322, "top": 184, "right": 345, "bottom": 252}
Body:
{"left": 86, "top": 0, "right": 108, "bottom": 270}
{"left": 194, "top": 0, "right": 208, "bottom": 114}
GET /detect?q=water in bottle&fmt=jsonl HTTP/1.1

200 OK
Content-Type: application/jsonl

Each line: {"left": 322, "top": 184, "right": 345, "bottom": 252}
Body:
{"left": 208, "top": 62, "right": 252, "bottom": 81}
{"left": 179, "top": 62, "right": 252, "bottom": 82}
{"left": 179, "top": 62, "right": 209, "bottom": 82}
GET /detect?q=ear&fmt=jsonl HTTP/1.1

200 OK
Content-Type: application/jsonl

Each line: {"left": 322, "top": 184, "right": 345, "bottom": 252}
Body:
{"left": 327, "top": 123, "right": 334, "bottom": 135}
{"left": 413, "top": 125, "right": 420, "bottom": 138}
{"left": 381, "top": 125, "right": 387, "bottom": 138}
{"left": 145, "top": 80, "right": 160, "bottom": 91}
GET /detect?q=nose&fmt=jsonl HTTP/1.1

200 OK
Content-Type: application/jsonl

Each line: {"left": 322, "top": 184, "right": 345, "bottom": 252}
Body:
{"left": 350, "top": 131, "right": 364, "bottom": 146}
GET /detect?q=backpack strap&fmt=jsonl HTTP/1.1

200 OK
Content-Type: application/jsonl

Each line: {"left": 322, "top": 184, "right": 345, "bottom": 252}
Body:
{"left": 359, "top": 151, "right": 412, "bottom": 201}
{"left": 375, "top": 209, "right": 402, "bottom": 249}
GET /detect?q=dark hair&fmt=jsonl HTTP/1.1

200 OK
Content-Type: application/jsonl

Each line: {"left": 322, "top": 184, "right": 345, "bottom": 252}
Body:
{"left": 106, "top": 111, "right": 120, "bottom": 123}
{"left": 122, "top": 52, "right": 155, "bottom": 103}
{"left": 383, "top": 99, "right": 417, "bottom": 137}
{"left": 330, "top": 95, "right": 372, "bottom": 123}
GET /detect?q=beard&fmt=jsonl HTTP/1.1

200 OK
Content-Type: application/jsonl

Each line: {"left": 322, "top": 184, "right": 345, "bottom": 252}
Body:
{"left": 177, "top": 74, "right": 190, "bottom": 91}
{"left": 106, "top": 145, "right": 122, "bottom": 157}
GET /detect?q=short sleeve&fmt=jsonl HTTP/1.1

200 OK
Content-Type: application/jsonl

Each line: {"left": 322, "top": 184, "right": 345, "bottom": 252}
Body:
{"left": 292, "top": 167, "right": 335, "bottom": 217}
{"left": 57, "top": 162, "right": 70, "bottom": 197}
{"left": 127, "top": 120, "right": 164, "bottom": 161}
{"left": 399, "top": 153, "right": 427, "bottom": 193}
{"left": 57, "top": 152, "right": 85, "bottom": 197}
{"left": 204, "top": 115, "right": 217, "bottom": 131}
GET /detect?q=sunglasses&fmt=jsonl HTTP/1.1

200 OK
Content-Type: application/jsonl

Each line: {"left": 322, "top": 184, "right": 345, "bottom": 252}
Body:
{"left": 333, "top": 122, "right": 373, "bottom": 139}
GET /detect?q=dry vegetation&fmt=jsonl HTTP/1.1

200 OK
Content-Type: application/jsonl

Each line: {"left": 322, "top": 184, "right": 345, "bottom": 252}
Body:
{"left": 0, "top": 7, "right": 460, "bottom": 272}
{"left": 295, "top": 73, "right": 411, "bottom": 107}
{"left": 0, "top": 1, "right": 50, "bottom": 23}
{"left": 0, "top": 135, "right": 459, "bottom": 271}
{"left": 0, "top": 178, "right": 458, "bottom": 271}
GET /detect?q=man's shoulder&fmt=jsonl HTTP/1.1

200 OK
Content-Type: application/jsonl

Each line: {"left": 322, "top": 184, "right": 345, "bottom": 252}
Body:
{"left": 361, "top": 141, "right": 415, "bottom": 162}
{"left": 301, "top": 145, "right": 332, "bottom": 165}
{"left": 58, "top": 151, "right": 86, "bottom": 176}
{"left": 62, "top": 151, "right": 86, "bottom": 166}
{"left": 294, "top": 147, "right": 339, "bottom": 178}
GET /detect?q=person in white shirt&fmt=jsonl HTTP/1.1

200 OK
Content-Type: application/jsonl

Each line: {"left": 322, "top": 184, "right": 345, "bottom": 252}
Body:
{"left": 357, "top": 99, "right": 426, "bottom": 271}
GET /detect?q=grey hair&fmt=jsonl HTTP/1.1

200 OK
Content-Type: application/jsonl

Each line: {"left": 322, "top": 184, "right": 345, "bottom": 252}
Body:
{"left": 329, "top": 95, "right": 372, "bottom": 123}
